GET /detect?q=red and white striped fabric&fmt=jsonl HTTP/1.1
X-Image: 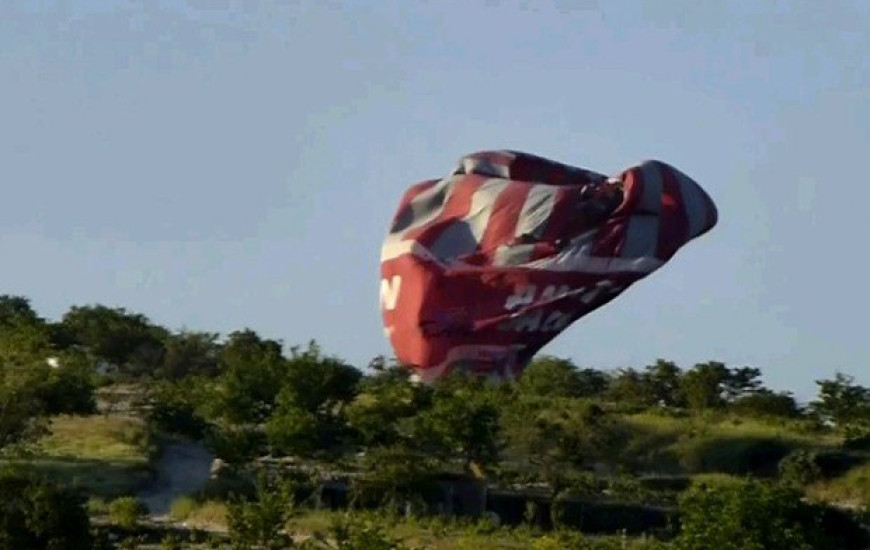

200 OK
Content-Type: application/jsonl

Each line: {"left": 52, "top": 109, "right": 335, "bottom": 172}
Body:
{"left": 380, "top": 150, "right": 717, "bottom": 383}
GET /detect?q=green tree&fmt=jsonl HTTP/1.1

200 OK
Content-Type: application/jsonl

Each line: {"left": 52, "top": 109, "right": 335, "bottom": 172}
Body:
{"left": 42, "top": 350, "right": 98, "bottom": 415}
{"left": 210, "top": 330, "right": 287, "bottom": 424}
{"left": 57, "top": 305, "right": 168, "bottom": 377}
{"left": 156, "top": 330, "right": 221, "bottom": 380}
{"left": 681, "top": 362, "right": 730, "bottom": 411}
{"left": 227, "top": 470, "right": 296, "bottom": 550}
{"left": 281, "top": 341, "right": 361, "bottom": 415}
{"left": 810, "top": 372, "right": 870, "bottom": 426}
{"left": 723, "top": 366, "right": 764, "bottom": 401}
{"left": 410, "top": 375, "right": 501, "bottom": 467}
{"left": 0, "top": 295, "right": 42, "bottom": 327}
{"left": 346, "top": 365, "right": 424, "bottom": 447}
{"left": 731, "top": 389, "right": 801, "bottom": 419}
{"left": 518, "top": 356, "right": 607, "bottom": 398}
{"left": 605, "top": 367, "right": 655, "bottom": 409}
{"left": 0, "top": 469, "right": 93, "bottom": 549}
{"left": 644, "top": 359, "right": 684, "bottom": 407}
{"left": 675, "top": 478, "right": 863, "bottom": 550}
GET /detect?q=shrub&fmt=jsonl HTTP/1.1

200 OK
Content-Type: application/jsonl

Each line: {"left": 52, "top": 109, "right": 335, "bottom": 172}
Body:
{"left": 674, "top": 478, "right": 867, "bottom": 550}
{"left": 843, "top": 424, "right": 870, "bottom": 451}
{"left": 227, "top": 471, "right": 296, "bottom": 550}
{"left": 0, "top": 469, "right": 93, "bottom": 549}
{"left": 300, "top": 517, "right": 417, "bottom": 550}
{"left": 169, "top": 495, "right": 197, "bottom": 522}
{"left": 108, "top": 496, "right": 149, "bottom": 529}
{"left": 779, "top": 450, "right": 822, "bottom": 486}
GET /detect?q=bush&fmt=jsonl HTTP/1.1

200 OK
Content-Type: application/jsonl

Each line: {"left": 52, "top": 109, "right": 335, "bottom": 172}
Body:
{"left": 843, "top": 424, "right": 870, "bottom": 451}
{"left": 779, "top": 449, "right": 864, "bottom": 486}
{"left": 0, "top": 469, "right": 93, "bottom": 549}
{"left": 674, "top": 478, "right": 867, "bottom": 550}
{"left": 108, "top": 496, "right": 149, "bottom": 529}
{"left": 227, "top": 471, "right": 296, "bottom": 550}
{"left": 730, "top": 391, "right": 801, "bottom": 419}
{"left": 300, "top": 517, "right": 417, "bottom": 550}
{"left": 169, "top": 496, "right": 197, "bottom": 522}
{"left": 146, "top": 381, "right": 209, "bottom": 439}
{"left": 779, "top": 450, "right": 822, "bottom": 486}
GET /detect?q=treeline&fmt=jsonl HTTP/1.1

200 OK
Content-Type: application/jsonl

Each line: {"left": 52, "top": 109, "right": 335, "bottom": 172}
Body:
{"left": 4, "top": 294, "right": 870, "bottom": 549}
{"left": 3, "top": 293, "right": 869, "bottom": 468}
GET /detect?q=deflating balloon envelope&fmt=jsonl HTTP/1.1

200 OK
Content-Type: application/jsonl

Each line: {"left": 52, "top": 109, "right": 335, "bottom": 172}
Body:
{"left": 380, "top": 150, "right": 717, "bottom": 383}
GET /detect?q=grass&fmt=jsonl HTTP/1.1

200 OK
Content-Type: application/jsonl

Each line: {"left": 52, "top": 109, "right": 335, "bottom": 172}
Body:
{"left": 3, "top": 414, "right": 156, "bottom": 498}
{"left": 807, "top": 462, "right": 870, "bottom": 508}
{"left": 620, "top": 412, "right": 841, "bottom": 475}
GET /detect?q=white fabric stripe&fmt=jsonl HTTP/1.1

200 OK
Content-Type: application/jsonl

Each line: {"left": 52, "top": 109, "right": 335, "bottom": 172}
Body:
{"left": 672, "top": 170, "right": 707, "bottom": 238}
{"left": 380, "top": 239, "right": 444, "bottom": 264}
{"left": 525, "top": 253, "right": 663, "bottom": 274}
{"left": 514, "top": 184, "right": 557, "bottom": 239}
{"left": 620, "top": 216, "right": 659, "bottom": 258}
{"left": 492, "top": 243, "right": 537, "bottom": 266}
{"left": 638, "top": 163, "right": 663, "bottom": 214}
{"left": 466, "top": 179, "right": 510, "bottom": 244}
{"left": 381, "top": 237, "right": 663, "bottom": 275}
{"left": 393, "top": 178, "right": 454, "bottom": 236}
{"left": 461, "top": 157, "right": 510, "bottom": 178}
{"left": 427, "top": 178, "right": 511, "bottom": 260}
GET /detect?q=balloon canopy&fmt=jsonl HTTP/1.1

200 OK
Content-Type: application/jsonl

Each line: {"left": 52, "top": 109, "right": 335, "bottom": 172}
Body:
{"left": 379, "top": 150, "right": 718, "bottom": 383}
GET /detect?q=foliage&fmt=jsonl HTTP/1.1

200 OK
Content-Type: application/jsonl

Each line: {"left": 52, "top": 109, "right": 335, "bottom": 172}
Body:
{"left": 169, "top": 496, "right": 197, "bottom": 522}
{"left": 674, "top": 478, "right": 864, "bottom": 550}
{"left": 410, "top": 374, "right": 502, "bottom": 466}
{"left": 0, "top": 469, "right": 93, "bottom": 550}
{"left": 57, "top": 304, "right": 168, "bottom": 377}
{"left": 146, "top": 378, "right": 210, "bottom": 439}
{"left": 810, "top": 372, "right": 870, "bottom": 426}
{"left": 156, "top": 330, "right": 221, "bottom": 380}
{"left": 778, "top": 450, "right": 823, "bottom": 486}
{"left": 350, "top": 446, "right": 441, "bottom": 509}
{"left": 300, "top": 516, "right": 419, "bottom": 550}
{"left": 108, "top": 496, "right": 148, "bottom": 529}
{"left": 226, "top": 470, "right": 297, "bottom": 550}
{"left": 518, "top": 356, "right": 608, "bottom": 399}
{"left": 730, "top": 390, "right": 801, "bottom": 419}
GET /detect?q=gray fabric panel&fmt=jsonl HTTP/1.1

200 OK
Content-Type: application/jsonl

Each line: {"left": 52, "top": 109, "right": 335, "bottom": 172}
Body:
{"left": 620, "top": 215, "right": 660, "bottom": 259}
{"left": 638, "top": 162, "right": 663, "bottom": 214}
{"left": 514, "top": 185, "right": 557, "bottom": 240}
{"left": 673, "top": 169, "right": 707, "bottom": 238}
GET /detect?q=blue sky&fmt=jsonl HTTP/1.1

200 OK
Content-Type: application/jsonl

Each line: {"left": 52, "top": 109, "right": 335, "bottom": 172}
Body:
{"left": 2, "top": 1, "right": 867, "bottom": 400}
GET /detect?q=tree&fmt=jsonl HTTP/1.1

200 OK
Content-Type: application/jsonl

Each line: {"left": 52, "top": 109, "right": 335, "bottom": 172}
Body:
{"left": 57, "top": 305, "right": 168, "bottom": 376}
{"left": 41, "top": 350, "right": 98, "bottom": 415}
{"left": 0, "top": 295, "right": 42, "bottom": 327}
{"left": 209, "top": 329, "right": 287, "bottom": 424}
{"left": 281, "top": 341, "right": 361, "bottom": 415}
{"left": 681, "top": 362, "right": 730, "bottom": 411}
{"left": 675, "top": 478, "right": 865, "bottom": 550}
{"left": 0, "top": 470, "right": 93, "bottom": 549}
{"left": 644, "top": 359, "right": 684, "bottom": 407}
{"left": 810, "top": 372, "right": 870, "bottom": 426}
{"left": 411, "top": 375, "right": 501, "bottom": 467}
{"left": 156, "top": 330, "right": 221, "bottom": 380}
{"left": 731, "top": 390, "right": 801, "bottom": 419}
{"left": 605, "top": 367, "right": 655, "bottom": 409}
{"left": 346, "top": 365, "right": 424, "bottom": 447}
{"left": 226, "top": 470, "right": 296, "bottom": 550}
{"left": 723, "top": 366, "right": 764, "bottom": 401}
{"left": 518, "top": 356, "right": 607, "bottom": 398}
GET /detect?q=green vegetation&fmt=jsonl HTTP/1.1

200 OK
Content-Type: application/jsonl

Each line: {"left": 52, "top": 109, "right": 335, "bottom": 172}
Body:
{"left": 108, "top": 496, "right": 149, "bottom": 530}
{"left": 2, "top": 293, "right": 870, "bottom": 548}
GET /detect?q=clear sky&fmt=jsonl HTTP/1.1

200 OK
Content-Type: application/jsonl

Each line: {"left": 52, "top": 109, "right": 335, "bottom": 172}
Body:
{"left": 2, "top": 1, "right": 867, "bottom": 401}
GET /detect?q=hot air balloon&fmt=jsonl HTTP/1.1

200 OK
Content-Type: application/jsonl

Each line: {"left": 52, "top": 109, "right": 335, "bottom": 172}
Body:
{"left": 380, "top": 150, "right": 717, "bottom": 383}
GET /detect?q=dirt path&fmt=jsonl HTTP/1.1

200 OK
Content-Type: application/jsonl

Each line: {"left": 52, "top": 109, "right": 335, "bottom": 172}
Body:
{"left": 138, "top": 440, "right": 214, "bottom": 519}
